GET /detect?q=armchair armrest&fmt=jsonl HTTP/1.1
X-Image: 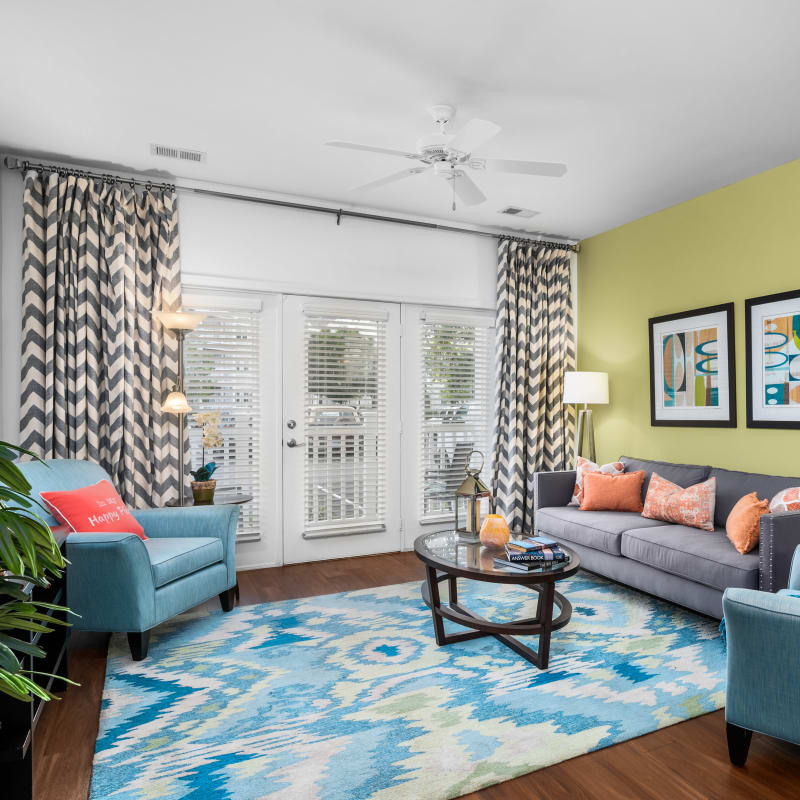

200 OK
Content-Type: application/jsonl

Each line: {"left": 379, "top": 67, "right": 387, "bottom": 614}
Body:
{"left": 533, "top": 470, "right": 576, "bottom": 512}
{"left": 66, "top": 533, "right": 155, "bottom": 632}
{"left": 759, "top": 510, "right": 800, "bottom": 592}
{"left": 723, "top": 587, "right": 800, "bottom": 743}
{"left": 131, "top": 506, "right": 240, "bottom": 589}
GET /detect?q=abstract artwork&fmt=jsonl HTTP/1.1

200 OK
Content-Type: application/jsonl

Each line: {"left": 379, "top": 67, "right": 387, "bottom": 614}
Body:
{"left": 746, "top": 289, "right": 800, "bottom": 429}
{"left": 649, "top": 303, "right": 736, "bottom": 427}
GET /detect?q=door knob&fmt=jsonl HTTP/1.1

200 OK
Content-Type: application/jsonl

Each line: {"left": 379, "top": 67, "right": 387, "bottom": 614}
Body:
{"left": 286, "top": 438, "right": 305, "bottom": 448}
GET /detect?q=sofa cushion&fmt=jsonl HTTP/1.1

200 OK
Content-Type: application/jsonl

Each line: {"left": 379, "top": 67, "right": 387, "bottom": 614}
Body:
{"left": 621, "top": 525, "right": 759, "bottom": 591}
{"left": 144, "top": 537, "right": 224, "bottom": 588}
{"left": 709, "top": 466, "right": 800, "bottom": 528}
{"left": 536, "top": 507, "right": 667, "bottom": 556}
{"left": 620, "top": 456, "right": 710, "bottom": 498}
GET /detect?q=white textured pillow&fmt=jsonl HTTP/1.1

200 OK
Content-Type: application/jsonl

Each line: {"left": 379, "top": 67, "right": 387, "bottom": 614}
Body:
{"left": 570, "top": 457, "right": 625, "bottom": 507}
{"left": 770, "top": 487, "right": 800, "bottom": 513}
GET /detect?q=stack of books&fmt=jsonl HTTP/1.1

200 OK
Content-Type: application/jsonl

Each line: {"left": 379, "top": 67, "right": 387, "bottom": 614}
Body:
{"left": 493, "top": 536, "right": 570, "bottom": 571}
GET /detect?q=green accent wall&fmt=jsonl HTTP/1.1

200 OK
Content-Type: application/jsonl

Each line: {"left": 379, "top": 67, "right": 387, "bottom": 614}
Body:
{"left": 578, "top": 158, "right": 800, "bottom": 475}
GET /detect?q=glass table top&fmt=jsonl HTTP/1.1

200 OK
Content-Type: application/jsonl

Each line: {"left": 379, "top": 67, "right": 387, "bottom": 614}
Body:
{"left": 414, "top": 529, "right": 578, "bottom": 581}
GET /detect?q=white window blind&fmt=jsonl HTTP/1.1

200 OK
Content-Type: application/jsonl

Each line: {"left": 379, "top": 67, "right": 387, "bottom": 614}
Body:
{"left": 303, "top": 308, "right": 387, "bottom": 536}
{"left": 420, "top": 314, "right": 493, "bottom": 520}
{"left": 184, "top": 304, "right": 262, "bottom": 541}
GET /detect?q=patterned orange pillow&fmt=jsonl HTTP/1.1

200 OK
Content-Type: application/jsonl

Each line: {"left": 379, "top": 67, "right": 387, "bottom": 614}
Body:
{"left": 769, "top": 487, "right": 800, "bottom": 513}
{"left": 642, "top": 472, "right": 717, "bottom": 532}
{"left": 569, "top": 456, "right": 624, "bottom": 506}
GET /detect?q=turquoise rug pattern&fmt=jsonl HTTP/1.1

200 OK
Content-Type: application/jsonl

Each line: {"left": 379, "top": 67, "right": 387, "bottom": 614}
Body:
{"left": 91, "top": 572, "right": 725, "bottom": 800}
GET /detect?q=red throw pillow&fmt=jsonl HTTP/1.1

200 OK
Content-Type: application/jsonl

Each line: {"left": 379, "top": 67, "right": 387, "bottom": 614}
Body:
{"left": 40, "top": 480, "right": 147, "bottom": 540}
{"left": 580, "top": 471, "right": 645, "bottom": 512}
{"left": 642, "top": 472, "right": 716, "bottom": 532}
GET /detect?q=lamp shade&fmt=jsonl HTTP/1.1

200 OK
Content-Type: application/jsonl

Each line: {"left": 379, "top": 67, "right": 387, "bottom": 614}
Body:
{"left": 154, "top": 310, "right": 207, "bottom": 331}
{"left": 161, "top": 390, "right": 192, "bottom": 414}
{"left": 563, "top": 371, "right": 609, "bottom": 405}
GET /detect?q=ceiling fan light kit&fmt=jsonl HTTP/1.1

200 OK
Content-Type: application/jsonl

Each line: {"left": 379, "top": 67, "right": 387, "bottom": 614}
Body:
{"left": 326, "top": 104, "right": 567, "bottom": 211}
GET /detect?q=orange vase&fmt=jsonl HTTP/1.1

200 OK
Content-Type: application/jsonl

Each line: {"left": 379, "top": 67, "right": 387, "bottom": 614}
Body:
{"left": 480, "top": 514, "right": 510, "bottom": 548}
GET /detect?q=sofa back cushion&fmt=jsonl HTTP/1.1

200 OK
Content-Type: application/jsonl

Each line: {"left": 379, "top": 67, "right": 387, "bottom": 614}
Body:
{"left": 620, "top": 455, "right": 711, "bottom": 499}
{"left": 710, "top": 467, "right": 800, "bottom": 527}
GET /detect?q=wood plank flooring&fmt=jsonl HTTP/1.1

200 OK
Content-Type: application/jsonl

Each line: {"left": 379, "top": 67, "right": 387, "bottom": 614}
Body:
{"left": 34, "top": 551, "right": 800, "bottom": 800}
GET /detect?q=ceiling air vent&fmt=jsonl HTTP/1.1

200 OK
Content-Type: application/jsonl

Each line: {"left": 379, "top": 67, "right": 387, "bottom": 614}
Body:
{"left": 499, "top": 206, "right": 539, "bottom": 218}
{"left": 150, "top": 143, "right": 207, "bottom": 164}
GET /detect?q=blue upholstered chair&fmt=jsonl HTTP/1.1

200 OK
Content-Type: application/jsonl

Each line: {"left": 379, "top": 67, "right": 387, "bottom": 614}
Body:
{"left": 18, "top": 459, "right": 239, "bottom": 661}
{"left": 723, "top": 544, "right": 800, "bottom": 765}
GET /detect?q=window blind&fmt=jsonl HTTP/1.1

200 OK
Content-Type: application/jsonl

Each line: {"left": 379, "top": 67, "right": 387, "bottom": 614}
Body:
{"left": 303, "top": 309, "right": 387, "bottom": 536}
{"left": 419, "top": 314, "right": 493, "bottom": 520}
{"left": 184, "top": 305, "right": 262, "bottom": 541}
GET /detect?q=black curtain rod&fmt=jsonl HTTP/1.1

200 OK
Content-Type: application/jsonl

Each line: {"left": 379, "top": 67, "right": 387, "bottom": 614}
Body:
{"left": 3, "top": 157, "right": 580, "bottom": 252}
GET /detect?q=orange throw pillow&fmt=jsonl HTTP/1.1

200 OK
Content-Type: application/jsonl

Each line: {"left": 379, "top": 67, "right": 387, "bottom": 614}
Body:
{"left": 642, "top": 472, "right": 716, "bottom": 532}
{"left": 40, "top": 480, "right": 147, "bottom": 540}
{"left": 580, "top": 471, "right": 645, "bottom": 512}
{"left": 726, "top": 492, "right": 770, "bottom": 554}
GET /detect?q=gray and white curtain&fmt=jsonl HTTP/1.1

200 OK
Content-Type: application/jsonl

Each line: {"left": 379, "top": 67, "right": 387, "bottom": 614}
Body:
{"left": 492, "top": 239, "right": 576, "bottom": 533}
{"left": 20, "top": 170, "right": 184, "bottom": 507}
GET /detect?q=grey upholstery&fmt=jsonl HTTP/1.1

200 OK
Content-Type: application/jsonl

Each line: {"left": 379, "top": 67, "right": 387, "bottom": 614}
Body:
{"left": 536, "top": 507, "right": 666, "bottom": 556}
{"left": 533, "top": 470, "right": 576, "bottom": 510}
{"left": 709, "top": 466, "right": 800, "bottom": 527}
{"left": 760, "top": 510, "right": 800, "bottom": 592}
{"left": 621, "top": 525, "right": 759, "bottom": 591}
{"left": 620, "top": 455, "right": 710, "bottom": 498}
{"left": 561, "top": 540, "right": 726, "bottom": 619}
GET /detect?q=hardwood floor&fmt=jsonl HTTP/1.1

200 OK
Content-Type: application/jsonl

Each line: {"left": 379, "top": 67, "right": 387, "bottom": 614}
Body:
{"left": 34, "top": 552, "right": 800, "bottom": 800}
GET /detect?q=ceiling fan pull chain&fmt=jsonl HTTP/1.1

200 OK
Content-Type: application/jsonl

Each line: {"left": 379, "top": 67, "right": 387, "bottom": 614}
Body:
{"left": 452, "top": 168, "right": 457, "bottom": 211}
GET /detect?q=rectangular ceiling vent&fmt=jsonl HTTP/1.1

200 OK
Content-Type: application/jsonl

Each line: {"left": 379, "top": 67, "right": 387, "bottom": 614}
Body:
{"left": 499, "top": 206, "right": 539, "bottom": 218}
{"left": 150, "top": 143, "right": 207, "bottom": 164}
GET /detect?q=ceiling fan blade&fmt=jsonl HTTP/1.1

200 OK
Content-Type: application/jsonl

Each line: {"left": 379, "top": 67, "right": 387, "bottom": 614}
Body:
{"left": 484, "top": 158, "right": 567, "bottom": 177}
{"left": 449, "top": 118, "right": 501, "bottom": 155}
{"left": 326, "top": 140, "right": 419, "bottom": 160}
{"left": 452, "top": 171, "right": 487, "bottom": 206}
{"left": 352, "top": 166, "right": 429, "bottom": 192}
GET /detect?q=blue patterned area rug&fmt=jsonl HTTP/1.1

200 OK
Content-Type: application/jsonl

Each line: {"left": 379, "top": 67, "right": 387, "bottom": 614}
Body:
{"left": 91, "top": 572, "right": 725, "bottom": 800}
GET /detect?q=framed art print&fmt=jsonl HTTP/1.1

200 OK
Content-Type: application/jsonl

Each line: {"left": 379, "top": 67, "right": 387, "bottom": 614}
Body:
{"left": 745, "top": 288, "right": 800, "bottom": 429}
{"left": 649, "top": 303, "right": 736, "bottom": 427}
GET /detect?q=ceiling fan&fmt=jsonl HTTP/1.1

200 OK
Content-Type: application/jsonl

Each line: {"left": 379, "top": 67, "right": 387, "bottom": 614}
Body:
{"left": 326, "top": 105, "right": 566, "bottom": 210}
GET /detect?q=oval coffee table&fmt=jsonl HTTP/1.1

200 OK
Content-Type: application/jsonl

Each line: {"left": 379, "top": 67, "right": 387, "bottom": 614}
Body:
{"left": 414, "top": 530, "right": 580, "bottom": 669}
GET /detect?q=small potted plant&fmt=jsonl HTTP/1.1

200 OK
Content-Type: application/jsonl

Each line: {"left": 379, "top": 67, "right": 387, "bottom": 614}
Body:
{"left": 191, "top": 410, "right": 223, "bottom": 504}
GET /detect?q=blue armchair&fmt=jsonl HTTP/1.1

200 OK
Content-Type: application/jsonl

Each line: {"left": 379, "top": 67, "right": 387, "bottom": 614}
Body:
{"left": 723, "top": 544, "right": 800, "bottom": 765}
{"left": 18, "top": 459, "right": 239, "bottom": 661}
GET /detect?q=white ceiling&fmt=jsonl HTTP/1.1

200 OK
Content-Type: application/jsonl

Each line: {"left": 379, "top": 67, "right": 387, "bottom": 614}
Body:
{"left": 2, "top": 0, "right": 800, "bottom": 240}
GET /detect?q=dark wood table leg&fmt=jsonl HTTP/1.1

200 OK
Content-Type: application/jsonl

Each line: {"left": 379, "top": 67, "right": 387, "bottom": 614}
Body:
{"left": 537, "top": 581, "right": 555, "bottom": 669}
{"left": 448, "top": 575, "right": 458, "bottom": 604}
{"left": 425, "top": 565, "right": 447, "bottom": 645}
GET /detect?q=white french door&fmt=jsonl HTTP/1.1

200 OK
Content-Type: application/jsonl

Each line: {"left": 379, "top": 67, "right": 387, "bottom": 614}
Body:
{"left": 282, "top": 296, "right": 401, "bottom": 563}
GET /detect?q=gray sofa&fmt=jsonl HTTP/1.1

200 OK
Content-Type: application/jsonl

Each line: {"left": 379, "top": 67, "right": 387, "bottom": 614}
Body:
{"left": 533, "top": 455, "right": 800, "bottom": 619}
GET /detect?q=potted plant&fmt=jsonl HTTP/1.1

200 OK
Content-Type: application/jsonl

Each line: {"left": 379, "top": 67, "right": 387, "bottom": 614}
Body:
{"left": 0, "top": 441, "right": 74, "bottom": 703}
{"left": 191, "top": 411, "right": 222, "bottom": 505}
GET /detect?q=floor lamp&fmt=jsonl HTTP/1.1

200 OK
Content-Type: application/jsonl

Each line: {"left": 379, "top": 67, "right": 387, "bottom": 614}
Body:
{"left": 563, "top": 371, "right": 609, "bottom": 466}
{"left": 154, "top": 310, "right": 207, "bottom": 506}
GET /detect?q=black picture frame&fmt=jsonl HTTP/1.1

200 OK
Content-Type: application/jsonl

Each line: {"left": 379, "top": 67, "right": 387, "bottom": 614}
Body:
{"left": 648, "top": 303, "right": 737, "bottom": 428}
{"left": 745, "top": 288, "right": 800, "bottom": 430}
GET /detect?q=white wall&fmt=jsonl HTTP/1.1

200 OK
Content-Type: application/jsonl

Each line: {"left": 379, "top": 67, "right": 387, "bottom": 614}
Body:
{"left": 178, "top": 190, "right": 496, "bottom": 308}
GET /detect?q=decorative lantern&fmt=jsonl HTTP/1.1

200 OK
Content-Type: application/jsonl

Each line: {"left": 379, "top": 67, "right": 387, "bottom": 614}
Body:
{"left": 455, "top": 450, "right": 492, "bottom": 542}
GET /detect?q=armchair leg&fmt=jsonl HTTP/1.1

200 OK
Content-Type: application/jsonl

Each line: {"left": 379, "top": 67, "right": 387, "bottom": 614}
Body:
{"left": 726, "top": 722, "right": 753, "bottom": 766}
{"left": 219, "top": 588, "right": 236, "bottom": 612}
{"left": 127, "top": 630, "right": 151, "bottom": 661}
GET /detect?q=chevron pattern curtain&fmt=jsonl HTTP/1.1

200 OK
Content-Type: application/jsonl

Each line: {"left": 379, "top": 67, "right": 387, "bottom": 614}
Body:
{"left": 20, "top": 169, "right": 184, "bottom": 507}
{"left": 492, "top": 240, "right": 576, "bottom": 534}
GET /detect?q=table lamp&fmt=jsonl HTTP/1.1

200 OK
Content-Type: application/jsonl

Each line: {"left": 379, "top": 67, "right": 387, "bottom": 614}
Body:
{"left": 563, "top": 371, "right": 609, "bottom": 465}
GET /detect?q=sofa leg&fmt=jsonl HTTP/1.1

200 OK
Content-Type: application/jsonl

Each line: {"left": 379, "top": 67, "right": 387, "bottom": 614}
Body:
{"left": 726, "top": 722, "right": 753, "bottom": 766}
{"left": 127, "top": 630, "right": 151, "bottom": 661}
{"left": 219, "top": 587, "right": 236, "bottom": 612}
